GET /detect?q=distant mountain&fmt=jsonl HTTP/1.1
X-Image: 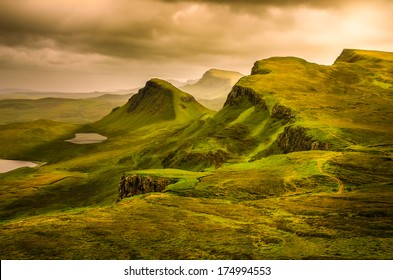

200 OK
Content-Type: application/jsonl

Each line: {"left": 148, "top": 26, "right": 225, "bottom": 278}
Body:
{"left": 0, "top": 94, "right": 132, "bottom": 125}
{"left": 94, "top": 79, "right": 213, "bottom": 134}
{"left": 181, "top": 69, "right": 244, "bottom": 100}
{"left": 0, "top": 88, "right": 35, "bottom": 94}
{"left": 0, "top": 88, "right": 140, "bottom": 100}
{"left": 165, "top": 79, "right": 188, "bottom": 88}
{"left": 165, "top": 79, "right": 199, "bottom": 88}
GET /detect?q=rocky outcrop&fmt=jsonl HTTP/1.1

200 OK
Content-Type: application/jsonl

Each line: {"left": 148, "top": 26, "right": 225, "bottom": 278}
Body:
{"left": 180, "top": 96, "right": 195, "bottom": 103}
{"left": 118, "top": 174, "right": 173, "bottom": 201}
{"left": 162, "top": 149, "right": 229, "bottom": 169}
{"left": 224, "top": 86, "right": 266, "bottom": 108}
{"left": 111, "top": 106, "right": 120, "bottom": 113}
{"left": 251, "top": 65, "right": 272, "bottom": 75}
{"left": 271, "top": 104, "right": 296, "bottom": 119}
{"left": 276, "top": 126, "right": 330, "bottom": 153}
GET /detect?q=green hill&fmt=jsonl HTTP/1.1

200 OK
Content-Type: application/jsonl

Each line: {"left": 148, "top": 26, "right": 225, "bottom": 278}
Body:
{"left": 94, "top": 79, "right": 213, "bottom": 135}
{"left": 188, "top": 49, "right": 393, "bottom": 163}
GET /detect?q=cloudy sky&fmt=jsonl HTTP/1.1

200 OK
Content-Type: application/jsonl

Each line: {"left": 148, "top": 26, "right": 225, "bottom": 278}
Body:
{"left": 0, "top": 0, "right": 392, "bottom": 92}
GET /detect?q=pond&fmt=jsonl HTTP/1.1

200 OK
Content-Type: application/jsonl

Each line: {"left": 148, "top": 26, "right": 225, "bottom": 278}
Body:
{"left": 65, "top": 133, "right": 107, "bottom": 144}
{"left": 0, "top": 159, "right": 39, "bottom": 173}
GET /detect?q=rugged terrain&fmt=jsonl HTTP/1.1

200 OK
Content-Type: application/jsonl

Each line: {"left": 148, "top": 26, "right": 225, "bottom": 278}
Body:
{"left": 0, "top": 49, "right": 392, "bottom": 259}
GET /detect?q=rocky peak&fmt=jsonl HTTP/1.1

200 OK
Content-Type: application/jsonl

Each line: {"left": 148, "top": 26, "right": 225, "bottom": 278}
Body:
{"left": 271, "top": 104, "right": 296, "bottom": 119}
{"left": 334, "top": 49, "right": 364, "bottom": 64}
{"left": 224, "top": 86, "right": 266, "bottom": 108}
{"left": 276, "top": 126, "right": 330, "bottom": 153}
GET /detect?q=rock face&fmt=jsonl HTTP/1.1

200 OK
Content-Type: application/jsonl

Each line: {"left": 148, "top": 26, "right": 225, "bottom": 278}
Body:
{"left": 224, "top": 86, "right": 266, "bottom": 107}
{"left": 118, "top": 174, "right": 173, "bottom": 201}
{"left": 180, "top": 96, "right": 195, "bottom": 103}
{"left": 271, "top": 104, "right": 296, "bottom": 119}
{"left": 162, "top": 149, "right": 229, "bottom": 169}
{"left": 251, "top": 65, "right": 272, "bottom": 75}
{"left": 276, "top": 126, "right": 330, "bottom": 153}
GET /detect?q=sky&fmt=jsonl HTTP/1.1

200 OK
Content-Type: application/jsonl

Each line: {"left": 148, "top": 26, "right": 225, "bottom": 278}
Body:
{"left": 0, "top": 0, "right": 392, "bottom": 92}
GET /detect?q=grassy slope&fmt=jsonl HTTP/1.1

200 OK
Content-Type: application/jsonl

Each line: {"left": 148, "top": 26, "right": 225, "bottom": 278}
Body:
{"left": 94, "top": 79, "right": 214, "bottom": 135}
{"left": 0, "top": 79, "right": 214, "bottom": 220}
{"left": 0, "top": 49, "right": 392, "bottom": 259}
{"left": 249, "top": 50, "right": 393, "bottom": 142}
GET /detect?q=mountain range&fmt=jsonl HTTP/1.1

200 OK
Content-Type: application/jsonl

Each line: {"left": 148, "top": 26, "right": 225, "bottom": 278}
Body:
{"left": 0, "top": 49, "right": 392, "bottom": 260}
{"left": 0, "top": 68, "right": 242, "bottom": 123}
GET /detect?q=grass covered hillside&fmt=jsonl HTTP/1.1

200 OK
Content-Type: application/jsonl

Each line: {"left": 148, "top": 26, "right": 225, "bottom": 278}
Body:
{"left": 217, "top": 49, "right": 393, "bottom": 160}
{"left": 94, "top": 79, "right": 213, "bottom": 135}
{"left": 0, "top": 49, "right": 392, "bottom": 260}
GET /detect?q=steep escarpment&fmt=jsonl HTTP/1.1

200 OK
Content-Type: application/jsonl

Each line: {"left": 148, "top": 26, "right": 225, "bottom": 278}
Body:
{"left": 224, "top": 85, "right": 266, "bottom": 108}
{"left": 271, "top": 104, "right": 296, "bottom": 119}
{"left": 276, "top": 126, "right": 330, "bottom": 153}
{"left": 98, "top": 49, "right": 392, "bottom": 171}
{"left": 334, "top": 49, "right": 393, "bottom": 64}
{"left": 222, "top": 50, "right": 393, "bottom": 160}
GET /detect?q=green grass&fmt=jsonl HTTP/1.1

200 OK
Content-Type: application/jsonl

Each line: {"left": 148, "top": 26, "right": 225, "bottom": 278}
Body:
{"left": 0, "top": 49, "right": 392, "bottom": 259}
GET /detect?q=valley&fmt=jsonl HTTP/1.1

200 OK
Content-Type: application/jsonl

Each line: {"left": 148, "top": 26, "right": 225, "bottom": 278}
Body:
{"left": 0, "top": 49, "right": 392, "bottom": 259}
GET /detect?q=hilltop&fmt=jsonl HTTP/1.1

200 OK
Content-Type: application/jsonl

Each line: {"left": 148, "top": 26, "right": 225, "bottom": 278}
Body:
{"left": 94, "top": 78, "right": 213, "bottom": 135}
{"left": 136, "top": 49, "right": 391, "bottom": 171}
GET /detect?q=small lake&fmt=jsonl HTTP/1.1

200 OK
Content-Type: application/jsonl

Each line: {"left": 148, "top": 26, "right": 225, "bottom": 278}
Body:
{"left": 65, "top": 133, "right": 107, "bottom": 144}
{"left": 0, "top": 159, "right": 39, "bottom": 173}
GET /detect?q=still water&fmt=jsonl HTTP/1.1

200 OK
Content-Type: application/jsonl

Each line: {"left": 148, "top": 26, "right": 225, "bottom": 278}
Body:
{"left": 0, "top": 159, "right": 39, "bottom": 173}
{"left": 65, "top": 133, "right": 107, "bottom": 144}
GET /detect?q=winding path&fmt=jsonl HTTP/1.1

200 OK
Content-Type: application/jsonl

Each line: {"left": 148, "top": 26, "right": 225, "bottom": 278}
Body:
{"left": 317, "top": 156, "right": 344, "bottom": 194}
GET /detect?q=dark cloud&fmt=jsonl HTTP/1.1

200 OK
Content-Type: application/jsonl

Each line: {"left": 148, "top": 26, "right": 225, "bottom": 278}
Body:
{"left": 162, "top": 0, "right": 373, "bottom": 8}
{"left": 0, "top": 0, "right": 391, "bottom": 91}
{"left": 0, "top": 0, "right": 256, "bottom": 60}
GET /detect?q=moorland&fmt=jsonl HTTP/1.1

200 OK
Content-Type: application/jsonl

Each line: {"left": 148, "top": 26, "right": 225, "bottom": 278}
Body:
{"left": 0, "top": 49, "right": 392, "bottom": 259}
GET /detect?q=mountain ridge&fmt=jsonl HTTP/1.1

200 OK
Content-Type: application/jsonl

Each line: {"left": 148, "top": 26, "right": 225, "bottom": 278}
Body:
{"left": 94, "top": 78, "right": 213, "bottom": 135}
